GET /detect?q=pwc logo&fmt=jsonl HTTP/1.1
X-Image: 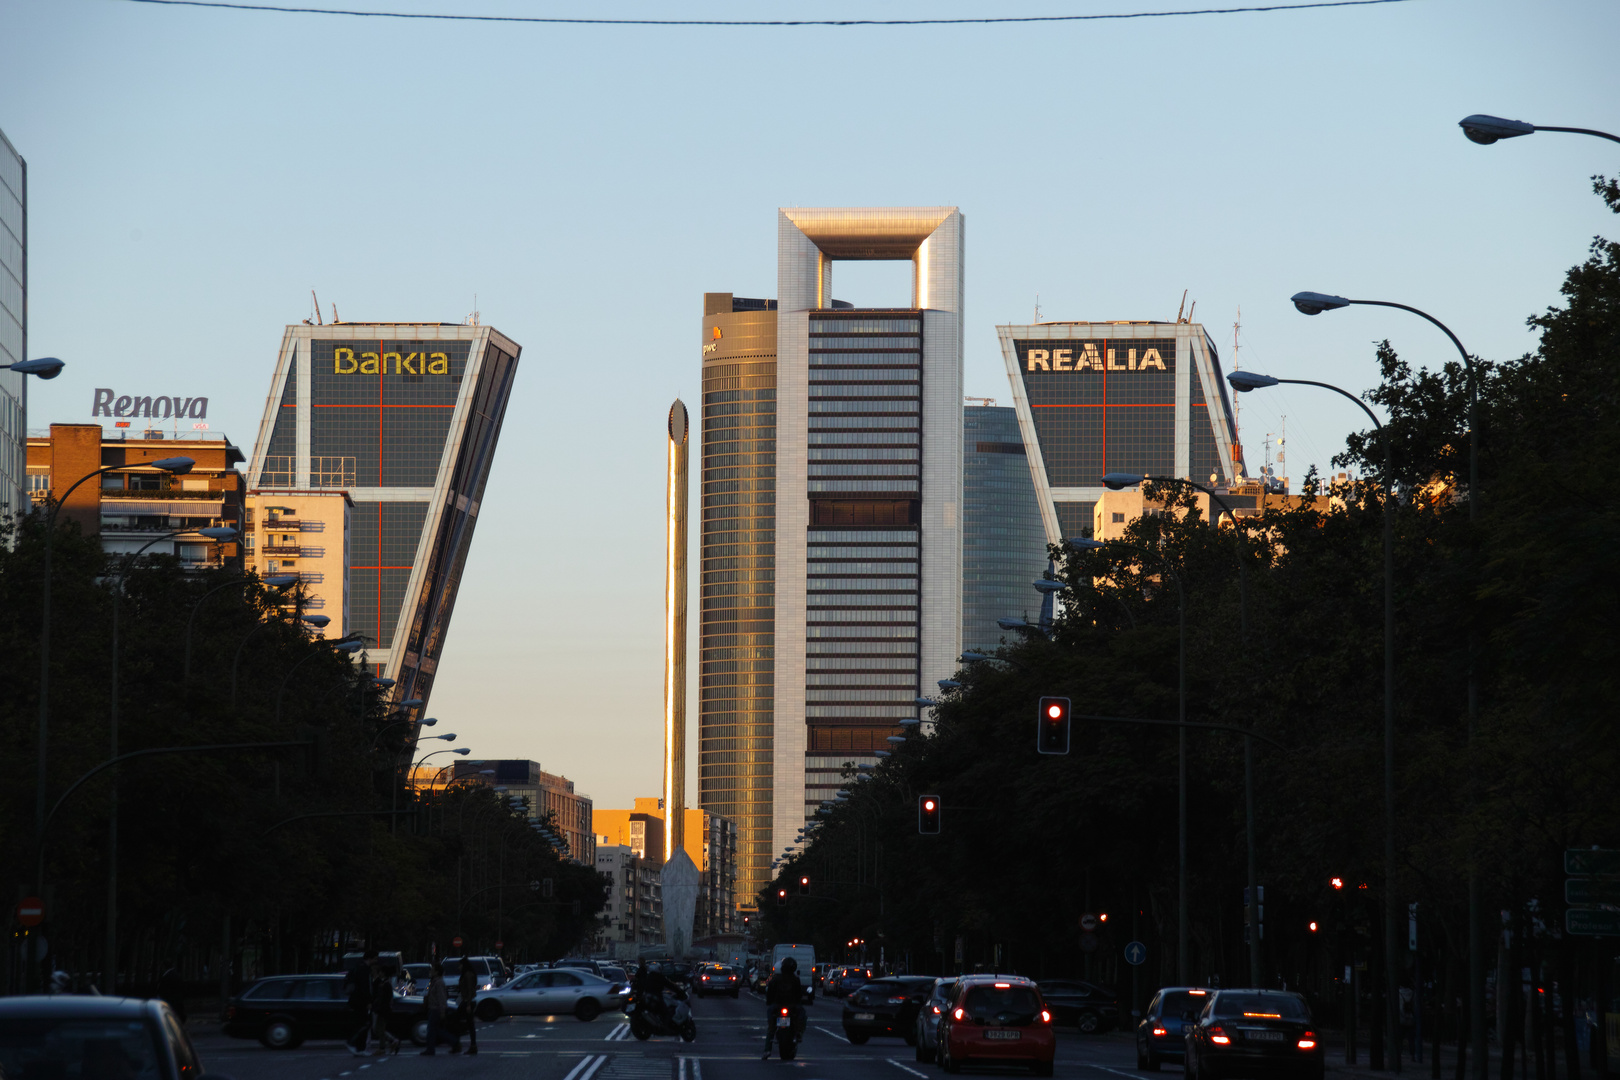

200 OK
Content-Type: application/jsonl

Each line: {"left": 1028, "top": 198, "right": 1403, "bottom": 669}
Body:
{"left": 703, "top": 325, "right": 721, "bottom": 355}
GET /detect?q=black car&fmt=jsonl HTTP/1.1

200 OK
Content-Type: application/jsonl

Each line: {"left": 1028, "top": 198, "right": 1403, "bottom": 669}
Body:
{"left": 0, "top": 995, "right": 227, "bottom": 1080}
{"left": 1038, "top": 978, "right": 1120, "bottom": 1032}
{"left": 1183, "top": 989, "right": 1323, "bottom": 1080}
{"left": 224, "top": 972, "right": 426, "bottom": 1049}
{"left": 694, "top": 965, "right": 742, "bottom": 998}
{"left": 841, "top": 976, "right": 935, "bottom": 1045}
{"left": 1136, "top": 986, "right": 1213, "bottom": 1069}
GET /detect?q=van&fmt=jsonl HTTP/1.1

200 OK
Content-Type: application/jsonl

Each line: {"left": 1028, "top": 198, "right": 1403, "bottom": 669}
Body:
{"left": 772, "top": 943, "right": 817, "bottom": 1003}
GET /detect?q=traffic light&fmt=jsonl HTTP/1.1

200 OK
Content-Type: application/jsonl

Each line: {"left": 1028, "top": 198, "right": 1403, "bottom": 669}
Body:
{"left": 798, "top": 876, "right": 810, "bottom": 895}
{"left": 1037, "top": 697, "right": 1071, "bottom": 755}
{"left": 542, "top": 878, "right": 554, "bottom": 899}
{"left": 918, "top": 795, "right": 941, "bottom": 835}
{"left": 776, "top": 888, "right": 787, "bottom": 908}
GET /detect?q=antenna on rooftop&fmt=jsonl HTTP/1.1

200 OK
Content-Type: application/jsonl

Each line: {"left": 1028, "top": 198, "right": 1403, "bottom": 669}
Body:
{"left": 1034, "top": 294, "right": 1042, "bottom": 323}
{"left": 1175, "top": 289, "right": 1188, "bottom": 323}
{"left": 332, "top": 303, "right": 340, "bottom": 324}
{"left": 311, "top": 289, "right": 323, "bottom": 326}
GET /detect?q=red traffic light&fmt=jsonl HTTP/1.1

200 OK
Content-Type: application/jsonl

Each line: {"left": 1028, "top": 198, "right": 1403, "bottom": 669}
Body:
{"left": 1037, "top": 697, "right": 1071, "bottom": 755}
{"left": 798, "top": 876, "right": 810, "bottom": 895}
{"left": 918, "top": 794, "right": 941, "bottom": 835}
{"left": 1330, "top": 877, "right": 1344, "bottom": 890}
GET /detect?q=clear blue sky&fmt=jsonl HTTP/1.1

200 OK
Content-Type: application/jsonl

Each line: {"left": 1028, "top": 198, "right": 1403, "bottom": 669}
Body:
{"left": 3, "top": 0, "right": 1616, "bottom": 812}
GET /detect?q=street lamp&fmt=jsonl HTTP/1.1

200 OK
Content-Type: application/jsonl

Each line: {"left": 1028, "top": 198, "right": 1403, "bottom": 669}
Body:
{"left": 32, "top": 452, "right": 191, "bottom": 904}
{"left": 1458, "top": 114, "right": 1620, "bottom": 146}
{"left": 1072, "top": 534, "right": 1191, "bottom": 982}
{"left": 230, "top": 612, "right": 330, "bottom": 712}
{"left": 183, "top": 573, "right": 298, "bottom": 681}
{"left": 1231, "top": 364, "right": 1400, "bottom": 1058}
{"left": 103, "top": 523, "right": 237, "bottom": 993}
{"left": 1291, "top": 291, "right": 1478, "bottom": 1075}
{"left": 2, "top": 356, "right": 65, "bottom": 378}
{"left": 274, "top": 635, "right": 366, "bottom": 725}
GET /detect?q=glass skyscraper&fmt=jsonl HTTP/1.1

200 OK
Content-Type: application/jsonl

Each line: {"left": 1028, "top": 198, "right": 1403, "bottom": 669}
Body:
{"left": 246, "top": 322, "right": 520, "bottom": 711}
{"left": 998, "top": 322, "right": 1241, "bottom": 543}
{"left": 962, "top": 405, "right": 1048, "bottom": 653}
{"left": 0, "top": 127, "right": 25, "bottom": 523}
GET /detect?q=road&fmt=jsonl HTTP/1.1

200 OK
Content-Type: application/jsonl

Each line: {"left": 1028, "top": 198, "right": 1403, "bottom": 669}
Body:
{"left": 191, "top": 988, "right": 1142, "bottom": 1080}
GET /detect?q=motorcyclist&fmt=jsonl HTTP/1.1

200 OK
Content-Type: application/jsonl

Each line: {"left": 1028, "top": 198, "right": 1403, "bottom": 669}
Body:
{"left": 762, "top": 957, "right": 804, "bottom": 1060}
{"left": 633, "top": 961, "right": 673, "bottom": 1027}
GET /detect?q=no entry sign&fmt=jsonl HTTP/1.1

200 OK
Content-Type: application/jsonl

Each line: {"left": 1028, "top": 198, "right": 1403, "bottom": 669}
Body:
{"left": 451, "top": 935, "right": 463, "bottom": 950}
{"left": 16, "top": 898, "right": 44, "bottom": 927}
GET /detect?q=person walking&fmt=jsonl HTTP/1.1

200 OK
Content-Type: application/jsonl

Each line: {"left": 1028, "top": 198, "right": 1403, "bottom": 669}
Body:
{"left": 370, "top": 963, "right": 401, "bottom": 1054}
{"left": 345, "top": 953, "right": 375, "bottom": 1056}
{"left": 422, "top": 961, "right": 452, "bottom": 1056}
{"left": 762, "top": 957, "right": 804, "bottom": 1060}
{"left": 456, "top": 954, "right": 480, "bottom": 1055}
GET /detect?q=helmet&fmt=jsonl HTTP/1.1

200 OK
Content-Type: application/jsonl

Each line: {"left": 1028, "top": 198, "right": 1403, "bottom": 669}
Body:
{"left": 780, "top": 957, "right": 798, "bottom": 975}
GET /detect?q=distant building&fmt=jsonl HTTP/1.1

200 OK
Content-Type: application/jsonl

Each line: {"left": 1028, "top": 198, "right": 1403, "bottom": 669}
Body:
{"left": 245, "top": 489, "right": 352, "bottom": 639}
{"left": 26, "top": 424, "right": 244, "bottom": 569}
{"left": 1092, "top": 476, "right": 1336, "bottom": 542}
{"left": 0, "top": 127, "right": 25, "bottom": 523}
{"left": 962, "top": 405, "right": 1048, "bottom": 653}
{"left": 413, "top": 758, "right": 595, "bottom": 865}
{"left": 593, "top": 798, "right": 739, "bottom": 941}
{"left": 595, "top": 844, "right": 663, "bottom": 958}
{"left": 998, "top": 320, "right": 1242, "bottom": 543}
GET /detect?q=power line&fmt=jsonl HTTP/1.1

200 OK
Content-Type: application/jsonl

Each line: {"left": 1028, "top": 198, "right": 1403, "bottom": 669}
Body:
{"left": 119, "top": 0, "right": 1418, "bottom": 28}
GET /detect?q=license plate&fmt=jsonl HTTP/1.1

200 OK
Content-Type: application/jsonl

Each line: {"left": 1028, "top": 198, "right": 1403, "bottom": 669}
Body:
{"left": 777, "top": 1016, "right": 792, "bottom": 1028}
{"left": 1246, "top": 1031, "right": 1284, "bottom": 1042}
{"left": 855, "top": 1013, "right": 875, "bottom": 1020}
{"left": 985, "top": 1030, "right": 1022, "bottom": 1040}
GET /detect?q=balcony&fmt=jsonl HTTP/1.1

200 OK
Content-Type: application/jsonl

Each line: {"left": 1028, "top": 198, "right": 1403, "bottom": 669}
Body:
{"left": 261, "top": 544, "right": 302, "bottom": 556}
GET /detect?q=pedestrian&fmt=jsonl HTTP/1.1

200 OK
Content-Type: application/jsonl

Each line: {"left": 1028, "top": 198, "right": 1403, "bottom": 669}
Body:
{"left": 422, "top": 961, "right": 451, "bottom": 1056}
{"left": 370, "top": 963, "right": 400, "bottom": 1054}
{"left": 345, "top": 952, "right": 375, "bottom": 1055}
{"left": 456, "top": 953, "right": 480, "bottom": 1055}
{"left": 158, "top": 964, "right": 187, "bottom": 1023}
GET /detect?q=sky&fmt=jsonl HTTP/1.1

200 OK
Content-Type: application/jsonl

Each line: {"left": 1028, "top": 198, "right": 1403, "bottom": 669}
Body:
{"left": 3, "top": 0, "right": 1617, "bottom": 814}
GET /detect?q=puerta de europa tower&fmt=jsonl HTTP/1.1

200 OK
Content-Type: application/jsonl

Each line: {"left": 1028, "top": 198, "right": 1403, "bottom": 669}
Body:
{"left": 702, "top": 208, "right": 964, "bottom": 908}
{"left": 247, "top": 321, "right": 520, "bottom": 714}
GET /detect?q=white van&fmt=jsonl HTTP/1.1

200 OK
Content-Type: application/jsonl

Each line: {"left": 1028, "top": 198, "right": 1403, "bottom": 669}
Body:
{"left": 771, "top": 943, "right": 817, "bottom": 1003}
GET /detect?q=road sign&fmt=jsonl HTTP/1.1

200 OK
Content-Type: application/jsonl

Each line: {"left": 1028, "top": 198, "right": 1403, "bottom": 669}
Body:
{"left": 1565, "top": 908, "right": 1620, "bottom": 936}
{"left": 451, "top": 935, "right": 463, "bottom": 950}
{"left": 1080, "top": 931, "right": 1099, "bottom": 953}
{"left": 1567, "top": 878, "right": 1620, "bottom": 905}
{"left": 1124, "top": 941, "right": 1147, "bottom": 966}
{"left": 16, "top": 898, "right": 45, "bottom": 927}
{"left": 494, "top": 941, "right": 504, "bottom": 951}
{"left": 1079, "top": 913, "right": 1099, "bottom": 932}
{"left": 1565, "top": 849, "right": 1620, "bottom": 877}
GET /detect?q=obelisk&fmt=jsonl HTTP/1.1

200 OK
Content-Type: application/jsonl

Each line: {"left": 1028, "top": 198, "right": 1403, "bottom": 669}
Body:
{"left": 662, "top": 398, "right": 699, "bottom": 958}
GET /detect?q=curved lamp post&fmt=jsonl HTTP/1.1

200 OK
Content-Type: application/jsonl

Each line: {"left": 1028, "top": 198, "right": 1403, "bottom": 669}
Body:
{"left": 1458, "top": 114, "right": 1620, "bottom": 146}
{"left": 273, "top": 635, "right": 366, "bottom": 725}
{"left": 3, "top": 357, "right": 65, "bottom": 378}
{"left": 1290, "top": 291, "right": 1476, "bottom": 1075}
{"left": 103, "top": 523, "right": 236, "bottom": 993}
{"left": 230, "top": 613, "right": 327, "bottom": 711}
{"left": 183, "top": 573, "right": 297, "bottom": 681}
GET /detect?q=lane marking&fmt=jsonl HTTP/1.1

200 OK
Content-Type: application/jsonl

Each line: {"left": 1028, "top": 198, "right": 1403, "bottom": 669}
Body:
{"left": 605, "top": 1022, "right": 630, "bottom": 1041}
{"left": 887, "top": 1060, "right": 931, "bottom": 1079}
{"left": 815, "top": 1025, "right": 849, "bottom": 1043}
{"left": 562, "top": 1054, "right": 608, "bottom": 1080}
{"left": 1085, "top": 1066, "right": 1146, "bottom": 1079}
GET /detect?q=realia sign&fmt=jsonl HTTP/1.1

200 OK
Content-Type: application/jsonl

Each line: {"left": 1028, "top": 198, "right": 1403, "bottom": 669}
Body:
{"left": 1024, "top": 344, "right": 1170, "bottom": 372}
{"left": 92, "top": 389, "right": 209, "bottom": 419}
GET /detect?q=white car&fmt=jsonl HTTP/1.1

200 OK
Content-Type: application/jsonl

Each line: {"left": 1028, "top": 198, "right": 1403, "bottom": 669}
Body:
{"left": 472, "top": 968, "right": 627, "bottom": 1022}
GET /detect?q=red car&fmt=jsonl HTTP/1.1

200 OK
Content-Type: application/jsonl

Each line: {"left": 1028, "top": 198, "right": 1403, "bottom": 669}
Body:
{"left": 938, "top": 974, "right": 1055, "bottom": 1076}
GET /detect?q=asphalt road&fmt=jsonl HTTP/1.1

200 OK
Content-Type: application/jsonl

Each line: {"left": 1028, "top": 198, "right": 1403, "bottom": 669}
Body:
{"left": 191, "top": 988, "right": 1142, "bottom": 1080}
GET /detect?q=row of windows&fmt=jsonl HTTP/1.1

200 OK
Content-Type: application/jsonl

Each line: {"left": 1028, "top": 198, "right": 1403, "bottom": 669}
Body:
{"left": 806, "top": 673, "right": 918, "bottom": 687}
{"left": 808, "top": 416, "right": 921, "bottom": 430}
{"left": 810, "top": 530, "right": 917, "bottom": 543}
{"left": 806, "top": 367, "right": 919, "bottom": 382}
{"left": 808, "top": 463, "right": 920, "bottom": 477}
{"left": 807, "top": 319, "right": 920, "bottom": 333}
{"left": 807, "top": 639, "right": 917, "bottom": 654}
{"left": 807, "top": 656, "right": 917, "bottom": 670}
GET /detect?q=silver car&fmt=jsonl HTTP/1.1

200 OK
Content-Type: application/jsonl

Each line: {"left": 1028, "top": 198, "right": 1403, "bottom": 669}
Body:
{"left": 473, "top": 967, "right": 626, "bottom": 1022}
{"left": 913, "top": 977, "right": 958, "bottom": 1063}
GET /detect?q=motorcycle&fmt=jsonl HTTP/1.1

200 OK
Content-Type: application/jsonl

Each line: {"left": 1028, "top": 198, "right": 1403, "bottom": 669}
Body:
{"left": 625, "top": 987, "right": 696, "bottom": 1042}
{"left": 775, "top": 1004, "right": 804, "bottom": 1060}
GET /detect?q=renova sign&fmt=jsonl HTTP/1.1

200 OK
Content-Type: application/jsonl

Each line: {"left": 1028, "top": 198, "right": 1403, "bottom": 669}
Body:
{"left": 332, "top": 348, "right": 450, "bottom": 375}
{"left": 1025, "top": 344, "right": 1168, "bottom": 372}
{"left": 92, "top": 389, "right": 208, "bottom": 419}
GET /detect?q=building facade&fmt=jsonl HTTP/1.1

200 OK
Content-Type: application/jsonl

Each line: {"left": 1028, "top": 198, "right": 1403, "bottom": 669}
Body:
{"left": 430, "top": 759, "right": 595, "bottom": 865}
{"left": 594, "top": 845, "right": 664, "bottom": 958}
{"left": 1, "top": 127, "right": 25, "bottom": 523}
{"left": 26, "top": 425, "right": 244, "bottom": 568}
{"left": 592, "top": 798, "right": 739, "bottom": 942}
{"left": 245, "top": 322, "right": 520, "bottom": 715}
{"left": 998, "top": 321, "right": 1241, "bottom": 543}
{"left": 245, "top": 489, "right": 351, "bottom": 638}
{"left": 962, "top": 405, "right": 1049, "bottom": 653}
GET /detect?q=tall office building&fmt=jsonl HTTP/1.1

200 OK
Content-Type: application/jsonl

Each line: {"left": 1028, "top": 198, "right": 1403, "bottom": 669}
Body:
{"left": 962, "top": 405, "right": 1048, "bottom": 653}
{"left": 0, "top": 127, "right": 25, "bottom": 522}
{"left": 246, "top": 321, "right": 520, "bottom": 712}
{"left": 700, "top": 208, "right": 964, "bottom": 907}
{"left": 998, "top": 321, "right": 1241, "bottom": 543}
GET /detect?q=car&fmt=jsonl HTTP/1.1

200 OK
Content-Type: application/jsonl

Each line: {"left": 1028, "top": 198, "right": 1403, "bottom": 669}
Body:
{"left": 553, "top": 957, "right": 603, "bottom": 976}
{"left": 831, "top": 967, "right": 874, "bottom": 999}
{"left": 937, "top": 974, "right": 1056, "bottom": 1077}
{"left": 841, "top": 975, "right": 935, "bottom": 1045}
{"left": 470, "top": 967, "right": 627, "bottom": 1022}
{"left": 400, "top": 963, "right": 434, "bottom": 992}
{"left": 441, "top": 955, "right": 508, "bottom": 990}
{"left": 1136, "top": 986, "right": 1213, "bottom": 1070}
{"left": 695, "top": 965, "right": 742, "bottom": 998}
{"left": 1182, "top": 989, "right": 1323, "bottom": 1080}
{"left": 1039, "top": 978, "right": 1120, "bottom": 1032}
{"left": 0, "top": 995, "right": 227, "bottom": 1080}
{"left": 913, "top": 977, "right": 959, "bottom": 1063}
{"left": 599, "top": 965, "right": 630, "bottom": 987}
{"left": 224, "top": 972, "right": 426, "bottom": 1049}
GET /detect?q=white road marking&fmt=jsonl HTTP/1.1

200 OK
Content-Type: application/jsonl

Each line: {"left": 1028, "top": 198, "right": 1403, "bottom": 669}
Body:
{"left": 605, "top": 1022, "right": 630, "bottom": 1041}
{"left": 1086, "top": 1066, "right": 1146, "bottom": 1079}
{"left": 562, "top": 1055, "right": 609, "bottom": 1080}
{"left": 886, "top": 1061, "right": 931, "bottom": 1079}
{"left": 815, "top": 1025, "right": 849, "bottom": 1043}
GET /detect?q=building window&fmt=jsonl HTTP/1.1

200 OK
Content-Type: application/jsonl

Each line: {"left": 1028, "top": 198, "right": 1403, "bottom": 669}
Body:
{"left": 1112, "top": 512, "right": 1125, "bottom": 523}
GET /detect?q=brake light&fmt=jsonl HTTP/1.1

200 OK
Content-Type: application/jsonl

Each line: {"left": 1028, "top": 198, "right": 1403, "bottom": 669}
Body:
{"left": 1209, "top": 1027, "right": 1230, "bottom": 1045}
{"left": 932, "top": 1005, "right": 941, "bottom": 1015}
{"left": 1041, "top": 1010, "right": 1052, "bottom": 1023}
{"left": 994, "top": 982, "right": 1011, "bottom": 988}
{"left": 1243, "top": 1012, "right": 1282, "bottom": 1019}
{"left": 1298, "top": 1040, "right": 1317, "bottom": 1050}
{"left": 888, "top": 996, "right": 909, "bottom": 1004}
{"left": 1188, "top": 990, "right": 1207, "bottom": 995}
{"left": 954, "top": 1007, "right": 964, "bottom": 1021}
{"left": 781, "top": 1007, "right": 790, "bottom": 1016}
{"left": 1153, "top": 1028, "right": 1167, "bottom": 1037}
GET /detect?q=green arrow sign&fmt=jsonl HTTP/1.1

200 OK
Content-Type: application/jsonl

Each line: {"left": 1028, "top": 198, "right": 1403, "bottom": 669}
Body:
{"left": 1567, "top": 879, "right": 1620, "bottom": 905}
{"left": 1564, "top": 849, "right": 1620, "bottom": 877}
{"left": 1565, "top": 908, "right": 1620, "bottom": 936}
